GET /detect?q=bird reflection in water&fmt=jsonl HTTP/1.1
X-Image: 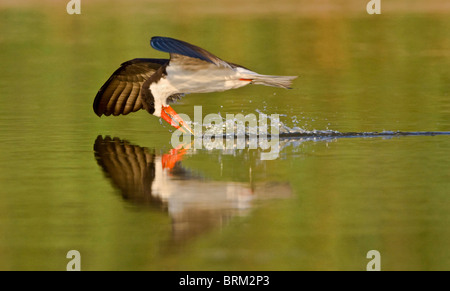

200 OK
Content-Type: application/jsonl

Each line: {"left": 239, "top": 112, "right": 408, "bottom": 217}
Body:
{"left": 93, "top": 135, "right": 291, "bottom": 242}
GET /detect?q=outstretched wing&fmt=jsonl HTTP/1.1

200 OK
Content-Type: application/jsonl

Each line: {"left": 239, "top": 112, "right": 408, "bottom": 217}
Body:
{"left": 93, "top": 58, "right": 169, "bottom": 116}
{"left": 150, "top": 36, "right": 234, "bottom": 68}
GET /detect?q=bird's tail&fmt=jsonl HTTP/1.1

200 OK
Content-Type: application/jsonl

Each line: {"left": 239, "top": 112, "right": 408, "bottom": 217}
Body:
{"left": 240, "top": 72, "right": 298, "bottom": 89}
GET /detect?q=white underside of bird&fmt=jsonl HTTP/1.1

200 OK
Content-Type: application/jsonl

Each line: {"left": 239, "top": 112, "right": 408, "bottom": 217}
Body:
{"left": 150, "top": 63, "right": 295, "bottom": 117}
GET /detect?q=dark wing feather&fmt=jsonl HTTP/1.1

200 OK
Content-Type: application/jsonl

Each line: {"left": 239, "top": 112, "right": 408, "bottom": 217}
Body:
{"left": 150, "top": 36, "right": 233, "bottom": 68}
{"left": 93, "top": 136, "right": 161, "bottom": 204}
{"left": 93, "top": 58, "right": 169, "bottom": 116}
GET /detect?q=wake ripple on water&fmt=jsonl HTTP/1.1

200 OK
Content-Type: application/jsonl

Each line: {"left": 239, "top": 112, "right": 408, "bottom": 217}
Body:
{"left": 184, "top": 109, "right": 450, "bottom": 142}
{"left": 277, "top": 130, "right": 450, "bottom": 139}
{"left": 197, "top": 116, "right": 450, "bottom": 139}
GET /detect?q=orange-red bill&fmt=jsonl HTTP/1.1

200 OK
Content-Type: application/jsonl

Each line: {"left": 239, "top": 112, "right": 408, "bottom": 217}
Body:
{"left": 160, "top": 105, "right": 193, "bottom": 134}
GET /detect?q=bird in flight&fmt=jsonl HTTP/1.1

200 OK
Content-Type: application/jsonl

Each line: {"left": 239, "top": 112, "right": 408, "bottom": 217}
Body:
{"left": 93, "top": 36, "right": 297, "bottom": 134}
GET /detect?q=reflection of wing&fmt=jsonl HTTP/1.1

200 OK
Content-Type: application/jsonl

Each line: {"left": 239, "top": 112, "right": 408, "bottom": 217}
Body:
{"left": 93, "top": 135, "right": 161, "bottom": 205}
{"left": 93, "top": 136, "right": 292, "bottom": 243}
{"left": 93, "top": 58, "right": 168, "bottom": 116}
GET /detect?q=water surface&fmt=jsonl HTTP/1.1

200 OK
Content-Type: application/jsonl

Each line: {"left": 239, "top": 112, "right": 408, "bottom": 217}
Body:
{"left": 0, "top": 0, "right": 449, "bottom": 270}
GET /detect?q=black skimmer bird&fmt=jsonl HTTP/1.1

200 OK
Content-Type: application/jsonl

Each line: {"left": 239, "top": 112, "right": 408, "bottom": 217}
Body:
{"left": 93, "top": 36, "right": 297, "bottom": 134}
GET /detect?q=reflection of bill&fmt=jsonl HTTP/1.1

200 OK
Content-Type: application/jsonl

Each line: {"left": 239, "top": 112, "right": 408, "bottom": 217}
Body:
{"left": 94, "top": 136, "right": 291, "bottom": 242}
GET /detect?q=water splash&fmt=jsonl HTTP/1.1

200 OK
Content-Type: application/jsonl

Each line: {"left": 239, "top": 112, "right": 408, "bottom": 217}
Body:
{"left": 171, "top": 109, "right": 450, "bottom": 139}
